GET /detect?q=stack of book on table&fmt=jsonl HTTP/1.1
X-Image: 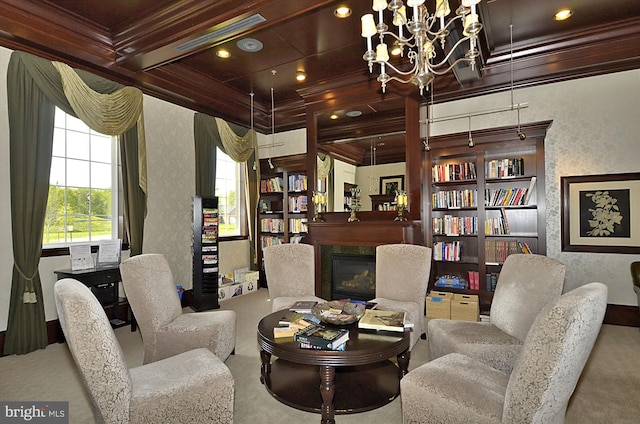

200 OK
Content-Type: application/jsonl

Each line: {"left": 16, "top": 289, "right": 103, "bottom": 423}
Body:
{"left": 294, "top": 324, "right": 350, "bottom": 351}
{"left": 273, "top": 312, "right": 320, "bottom": 338}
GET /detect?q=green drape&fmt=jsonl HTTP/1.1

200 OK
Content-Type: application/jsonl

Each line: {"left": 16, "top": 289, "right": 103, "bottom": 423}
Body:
{"left": 4, "top": 51, "right": 146, "bottom": 354}
{"left": 193, "top": 113, "right": 260, "bottom": 268}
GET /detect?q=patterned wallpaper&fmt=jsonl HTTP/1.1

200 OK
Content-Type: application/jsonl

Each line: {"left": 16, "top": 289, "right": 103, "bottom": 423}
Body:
{"left": 430, "top": 69, "right": 640, "bottom": 305}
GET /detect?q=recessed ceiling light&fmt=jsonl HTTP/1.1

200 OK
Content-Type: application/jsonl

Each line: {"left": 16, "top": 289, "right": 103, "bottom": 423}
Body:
{"left": 346, "top": 110, "right": 362, "bottom": 117}
{"left": 330, "top": 113, "right": 339, "bottom": 120}
{"left": 334, "top": 6, "right": 352, "bottom": 18}
{"left": 296, "top": 71, "right": 307, "bottom": 82}
{"left": 236, "top": 38, "right": 263, "bottom": 52}
{"left": 216, "top": 49, "right": 230, "bottom": 58}
{"left": 554, "top": 8, "right": 573, "bottom": 21}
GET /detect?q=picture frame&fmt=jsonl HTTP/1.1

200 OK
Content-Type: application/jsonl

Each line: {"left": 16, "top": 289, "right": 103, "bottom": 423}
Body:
{"left": 380, "top": 175, "right": 405, "bottom": 195}
{"left": 561, "top": 173, "right": 640, "bottom": 253}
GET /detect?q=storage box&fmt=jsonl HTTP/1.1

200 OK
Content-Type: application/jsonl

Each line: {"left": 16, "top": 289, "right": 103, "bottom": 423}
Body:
{"left": 451, "top": 294, "right": 479, "bottom": 321}
{"left": 242, "top": 280, "right": 258, "bottom": 294}
{"left": 233, "top": 268, "right": 259, "bottom": 284}
{"left": 229, "top": 283, "right": 243, "bottom": 298}
{"left": 426, "top": 291, "right": 454, "bottom": 319}
{"left": 218, "top": 284, "right": 232, "bottom": 302}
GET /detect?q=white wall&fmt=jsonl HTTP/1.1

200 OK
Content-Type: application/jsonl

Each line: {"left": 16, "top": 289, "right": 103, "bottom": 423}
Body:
{"left": 0, "top": 47, "right": 250, "bottom": 331}
{"left": 428, "top": 69, "right": 640, "bottom": 305}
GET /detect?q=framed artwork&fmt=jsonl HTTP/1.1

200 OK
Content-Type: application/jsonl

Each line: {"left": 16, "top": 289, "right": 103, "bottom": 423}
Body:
{"left": 380, "top": 175, "right": 404, "bottom": 195}
{"left": 561, "top": 173, "right": 640, "bottom": 253}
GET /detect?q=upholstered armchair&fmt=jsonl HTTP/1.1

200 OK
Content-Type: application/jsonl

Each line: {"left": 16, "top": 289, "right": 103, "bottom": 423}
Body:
{"left": 401, "top": 282, "right": 607, "bottom": 424}
{"left": 54, "top": 278, "right": 234, "bottom": 424}
{"left": 632, "top": 262, "right": 640, "bottom": 325}
{"left": 119, "top": 253, "right": 236, "bottom": 364}
{"left": 371, "top": 244, "right": 432, "bottom": 350}
{"left": 263, "top": 243, "right": 326, "bottom": 312}
{"left": 427, "top": 253, "right": 565, "bottom": 373}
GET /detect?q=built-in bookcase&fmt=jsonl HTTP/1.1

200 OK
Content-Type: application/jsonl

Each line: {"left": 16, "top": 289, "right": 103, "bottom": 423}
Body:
{"left": 257, "top": 156, "right": 309, "bottom": 286}
{"left": 425, "top": 121, "right": 552, "bottom": 313}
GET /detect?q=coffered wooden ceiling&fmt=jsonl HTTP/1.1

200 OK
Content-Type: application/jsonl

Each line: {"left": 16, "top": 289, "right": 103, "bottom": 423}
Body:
{"left": 1, "top": 0, "right": 639, "bottom": 141}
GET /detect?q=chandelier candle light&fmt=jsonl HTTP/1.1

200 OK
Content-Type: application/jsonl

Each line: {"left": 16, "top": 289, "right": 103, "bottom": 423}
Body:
{"left": 361, "top": 0, "right": 483, "bottom": 94}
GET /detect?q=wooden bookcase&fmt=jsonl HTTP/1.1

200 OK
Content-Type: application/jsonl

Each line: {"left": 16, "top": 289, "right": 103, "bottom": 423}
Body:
{"left": 192, "top": 196, "right": 220, "bottom": 311}
{"left": 424, "top": 121, "right": 552, "bottom": 313}
{"left": 257, "top": 156, "right": 309, "bottom": 286}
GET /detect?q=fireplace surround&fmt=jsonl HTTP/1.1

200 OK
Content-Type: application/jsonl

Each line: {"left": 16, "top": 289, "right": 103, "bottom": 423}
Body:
{"left": 331, "top": 253, "right": 376, "bottom": 301}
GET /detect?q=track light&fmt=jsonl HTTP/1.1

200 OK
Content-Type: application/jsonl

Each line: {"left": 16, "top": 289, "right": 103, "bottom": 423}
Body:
{"left": 268, "top": 158, "right": 274, "bottom": 169}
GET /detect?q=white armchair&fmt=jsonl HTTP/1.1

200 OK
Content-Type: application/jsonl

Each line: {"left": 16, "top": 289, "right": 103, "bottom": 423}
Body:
{"left": 54, "top": 278, "right": 234, "bottom": 424}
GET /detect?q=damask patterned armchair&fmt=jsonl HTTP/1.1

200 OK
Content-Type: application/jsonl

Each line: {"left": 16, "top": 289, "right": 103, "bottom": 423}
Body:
{"left": 55, "top": 278, "right": 234, "bottom": 424}
{"left": 402, "top": 282, "right": 607, "bottom": 424}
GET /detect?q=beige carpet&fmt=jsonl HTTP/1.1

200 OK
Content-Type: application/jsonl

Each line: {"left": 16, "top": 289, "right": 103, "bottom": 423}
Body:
{"left": 1, "top": 287, "right": 639, "bottom": 423}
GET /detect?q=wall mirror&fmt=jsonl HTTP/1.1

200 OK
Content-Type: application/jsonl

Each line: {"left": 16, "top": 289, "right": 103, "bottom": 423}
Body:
{"left": 315, "top": 96, "right": 407, "bottom": 212}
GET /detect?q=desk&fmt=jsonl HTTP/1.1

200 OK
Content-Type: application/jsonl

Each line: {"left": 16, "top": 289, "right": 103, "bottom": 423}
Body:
{"left": 54, "top": 267, "right": 135, "bottom": 331}
{"left": 257, "top": 310, "right": 410, "bottom": 424}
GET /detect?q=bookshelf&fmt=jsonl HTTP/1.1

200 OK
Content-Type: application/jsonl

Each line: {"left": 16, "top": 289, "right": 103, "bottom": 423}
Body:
{"left": 425, "top": 122, "right": 551, "bottom": 313}
{"left": 257, "top": 156, "right": 309, "bottom": 286}
{"left": 192, "top": 196, "right": 220, "bottom": 311}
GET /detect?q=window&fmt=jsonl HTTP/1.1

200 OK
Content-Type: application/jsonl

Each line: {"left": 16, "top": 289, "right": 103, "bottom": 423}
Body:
{"left": 215, "top": 148, "right": 246, "bottom": 237}
{"left": 44, "top": 108, "right": 119, "bottom": 246}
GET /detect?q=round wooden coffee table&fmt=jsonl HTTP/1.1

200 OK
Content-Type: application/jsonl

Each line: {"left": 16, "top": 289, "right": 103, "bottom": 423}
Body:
{"left": 257, "top": 310, "right": 410, "bottom": 424}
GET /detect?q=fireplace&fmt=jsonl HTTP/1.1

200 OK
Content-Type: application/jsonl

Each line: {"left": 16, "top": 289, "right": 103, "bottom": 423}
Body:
{"left": 331, "top": 254, "right": 376, "bottom": 301}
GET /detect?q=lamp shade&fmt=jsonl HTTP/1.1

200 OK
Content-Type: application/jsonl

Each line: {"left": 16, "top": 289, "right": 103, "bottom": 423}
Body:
{"left": 372, "top": 0, "right": 388, "bottom": 12}
{"left": 407, "top": 0, "right": 425, "bottom": 7}
{"left": 393, "top": 5, "right": 407, "bottom": 26}
{"left": 461, "top": 0, "right": 481, "bottom": 6}
{"left": 376, "top": 43, "right": 390, "bottom": 62}
{"left": 463, "top": 13, "right": 479, "bottom": 36}
{"left": 361, "top": 14, "right": 377, "bottom": 37}
{"left": 435, "top": 0, "right": 450, "bottom": 18}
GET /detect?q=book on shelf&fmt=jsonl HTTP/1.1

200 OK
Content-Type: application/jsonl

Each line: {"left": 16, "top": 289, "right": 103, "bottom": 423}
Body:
{"left": 294, "top": 325, "right": 350, "bottom": 350}
{"left": 358, "top": 309, "right": 406, "bottom": 333}
{"left": 524, "top": 176, "right": 537, "bottom": 205}
{"left": 289, "top": 300, "right": 318, "bottom": 313}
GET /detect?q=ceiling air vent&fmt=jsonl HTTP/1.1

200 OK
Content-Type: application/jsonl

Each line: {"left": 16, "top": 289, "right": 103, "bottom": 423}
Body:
{"left": 175, "top": 13, "right": 266, "bottom": 53}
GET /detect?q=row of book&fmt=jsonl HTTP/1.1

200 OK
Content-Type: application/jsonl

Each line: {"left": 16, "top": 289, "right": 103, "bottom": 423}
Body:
{"left": 261, "top": 177, "right": 283, "bottom": 193}
{"left": 486, "top": 272, "right": 500, "bottom": 292}
{"left": 288, "top": 174, "right": 307, "bottom": 192}
{"left": 260, "top": 235, "right": 283, "bottom": 249}
{"left": 288, "top": 218, "right": 308, "bottom": 234}
{"left": 485, "top": 239, "right": 533, "bottom": 264}
{"left": 485, "top": 157, "right": 525, "bottom": 179}
{"left": 432, "top": 161, "right": 477, "bottom": 182}
{"left": 288, "top": 195, "right": 308, "bottom": 212}
{"left": 432, "top": 189, "right": 478, "bottom": 209}
{"left": 485, "top": 177, "right": 536, "bottom": 206}
{"left": 433, "top": 241, "right": 461, "bottom": 262}
{"left": 260, "top": 217, "right": 284, "bottom": 233}
{"left": 432, "top": 215, "right": 478, "bottom": 236}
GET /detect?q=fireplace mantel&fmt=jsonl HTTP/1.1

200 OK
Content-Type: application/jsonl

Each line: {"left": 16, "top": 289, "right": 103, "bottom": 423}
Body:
{"left": 306, "top": 219, "right": 423, "bottom": 296}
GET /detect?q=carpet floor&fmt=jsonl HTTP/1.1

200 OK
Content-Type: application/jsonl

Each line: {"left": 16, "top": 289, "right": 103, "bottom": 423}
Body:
{"left": 1, "top": 287, "right": 638, "bottom": 423}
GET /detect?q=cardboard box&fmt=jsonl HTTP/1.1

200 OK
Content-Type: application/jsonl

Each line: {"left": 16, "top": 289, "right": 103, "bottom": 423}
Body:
{"left": 229, "top": 283, "right": 243, "bottom": 298}
{"left": 233, "top": 269, "right": 259, "bottom": 285}
{"left": 242, "top": 280, "right": 258, "bottom": 294}
{"left": 218, "top": 284, "right": 231, "bottom": 302}
{"left": 451, "top": 294, "right": 479, "bottom": 321}
{"left": 426, "top": 291, "right": 454, "bottom": 319}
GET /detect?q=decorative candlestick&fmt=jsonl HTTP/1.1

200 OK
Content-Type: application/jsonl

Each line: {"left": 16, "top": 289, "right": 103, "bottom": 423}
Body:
{"left": 312, "top": 191, "right": 327, "bottom": 222}
{"left": 394, "top": 189, "right": 408, "bottom": 221}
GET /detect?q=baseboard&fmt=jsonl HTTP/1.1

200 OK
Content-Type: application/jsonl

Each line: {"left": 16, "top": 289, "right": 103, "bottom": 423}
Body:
{"left": 604, "top": 304, "right": 640, "bottom": 327}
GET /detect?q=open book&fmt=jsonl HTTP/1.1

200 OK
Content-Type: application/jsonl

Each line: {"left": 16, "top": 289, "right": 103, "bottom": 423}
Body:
{"left": 358, "top": 309, "right": 406, "bottom": 333}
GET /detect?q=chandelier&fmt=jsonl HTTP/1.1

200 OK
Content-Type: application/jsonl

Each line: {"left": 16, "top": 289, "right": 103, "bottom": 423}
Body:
{"left": 361, "top": 0, "right": 483, "bottom": 94}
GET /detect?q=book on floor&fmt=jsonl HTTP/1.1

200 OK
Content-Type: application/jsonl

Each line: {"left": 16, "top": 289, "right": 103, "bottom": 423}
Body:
{"left": 294, "top": 324, "right": 349, "bottom": 350}
{"left": 358, "top": 309, "right": 406, "bottom": 333}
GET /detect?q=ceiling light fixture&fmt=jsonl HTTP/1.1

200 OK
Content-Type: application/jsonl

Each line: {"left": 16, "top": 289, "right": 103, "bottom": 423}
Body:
{"left": 334, "top": 6, "right": 352, "bottom": 18}
{"left": 216, "top": 49, "right": 230, "bottom": 58}
{"left": 296, "top": 70, "right": 307, "bottom": 82}
{"left": 554, "top": 8, "right": 573, "bottom": 21}
{"left": 361, "top": 0, "right": 483, "bottom": 94}
{"left": 330, "top": 113, "right": 339, "bottom": 120}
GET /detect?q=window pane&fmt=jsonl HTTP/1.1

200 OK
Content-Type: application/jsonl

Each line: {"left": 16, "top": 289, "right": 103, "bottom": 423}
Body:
{"left": 66, "top": 159, "right": 90, "bottom": 188}
{"left": 52, "top": 130, "right": 65, "bottom": 157}
{"left": 91, "top": 162, "right": 112, "bottom": 190}
{"left": 215, "top": 148, "right": 244, "bottom": 236}
{"left": 66, "top": 114, "right": 89, "bottom": 132}
{"left": 50, "top": 157, "right": 66, "bottom": 186}
{"left": 91, "top": 134, "right": 112, "bottom": 163}
{"left": 66, "top": 130, "right": 90, "bottom": 160}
